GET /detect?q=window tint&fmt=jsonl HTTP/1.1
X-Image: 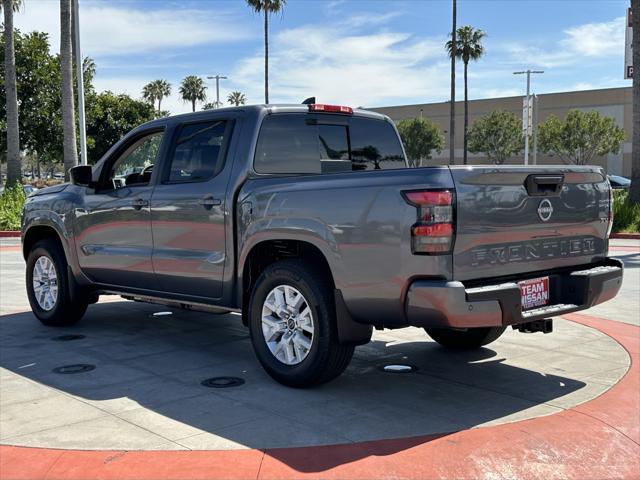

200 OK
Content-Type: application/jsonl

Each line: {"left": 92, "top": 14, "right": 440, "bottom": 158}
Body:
{"left": 254, "top": 115, "right": 319, "bottom": 174}
{"left": 349, "top": 117, "right": 405, "bottom": 171}
{"left": 112, "top": 132, "right": 163, "bottom": 188}
{"left": 166, "top": 120, "right": 228, "bottom": 183}
{"left": 254, "top": 113, "right": 406, "bottom": 174}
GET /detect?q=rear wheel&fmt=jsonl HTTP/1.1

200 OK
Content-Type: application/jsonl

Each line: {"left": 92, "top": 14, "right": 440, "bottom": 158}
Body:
{"left": 26, "top": 239, "right": 88, "bottom": 327}
{"left": 425, "top": 326, "right": 506, "bottom": 349}
{"left": 248, "top": 259, "right": 354, "bottom": 388}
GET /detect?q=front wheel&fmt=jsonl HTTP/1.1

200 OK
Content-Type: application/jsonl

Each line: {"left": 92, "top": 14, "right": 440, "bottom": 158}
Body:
{"left": 26, "top": 239, "right": 88, "bottom": 327}
{"left": 425, "top": 326, "right": 506, "bottom": 349}
{"left": 248, "top": 259, "right": 354, "bottom": 388}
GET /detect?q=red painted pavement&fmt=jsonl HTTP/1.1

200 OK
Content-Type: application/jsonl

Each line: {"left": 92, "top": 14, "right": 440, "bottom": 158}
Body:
{"left": 0, "top": 313, "right": 638, "bottom": 480}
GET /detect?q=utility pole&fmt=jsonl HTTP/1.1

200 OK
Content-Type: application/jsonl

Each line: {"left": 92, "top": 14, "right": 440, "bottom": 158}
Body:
{"left": 513, "top": 70, "right": 543, "bottom": 165}
{"left": 207, "top": 75, "right": 228, "bottom": 108}
{"left": 532, "top": 94, "right": 539, "bottom": 165}
{"left": 449, "top": 0, "right": 457, "bottom": 165}
{"left": 73, "top": 0, "right": 87, "bottom": 165}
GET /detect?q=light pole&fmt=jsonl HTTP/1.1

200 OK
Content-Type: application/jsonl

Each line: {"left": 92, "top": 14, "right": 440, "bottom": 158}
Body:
{"left": 73, "top": 0, "right": 87, "bottom": 165}
{"left": 207, "top": 75, "right": 228, "bottom": 108}
{"left": 513, "top": 70, "right": 544, "bottom": 165}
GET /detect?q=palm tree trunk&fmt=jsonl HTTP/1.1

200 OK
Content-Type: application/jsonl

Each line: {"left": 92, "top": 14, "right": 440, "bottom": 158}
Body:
{"left": 192, "top": 99, "right": 196, "bottom": 112}
{"left": 157, "top": 97, "right": 162, "bottom": 115}
{"left": 463, "top": 60, "right": 468, "bottom": 165}
{"left": 630, "top": 0, "right": 640, "bottom": 204}
{"left": 60, "top": 0, "right": 78, "bottom": 182}
{"left": 3, "top": 0, "right": 21, "bottom": 187}
{"left": 448, "top": 0, "right": 456, "bottom": 165}
{"left": 264, "top": 9, "right": 269, "bottom": 104}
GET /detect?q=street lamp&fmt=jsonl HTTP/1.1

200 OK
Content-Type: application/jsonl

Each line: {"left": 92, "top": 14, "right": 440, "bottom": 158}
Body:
{"left": 207, "top": 75, "right": 228, "bottom": 108}
{"left": 73, "top": 0, "right": 87, "bottom": 165}
{"left": 513, "top": 70, "right": 544, "bottom": 165}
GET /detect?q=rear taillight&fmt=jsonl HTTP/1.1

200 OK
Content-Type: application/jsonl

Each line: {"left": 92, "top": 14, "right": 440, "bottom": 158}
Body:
{"left": 403, "top": 189, "right": 454, "bottom": 254}
{"left": 607, "top": 186, "right": 614, "bottom": 238}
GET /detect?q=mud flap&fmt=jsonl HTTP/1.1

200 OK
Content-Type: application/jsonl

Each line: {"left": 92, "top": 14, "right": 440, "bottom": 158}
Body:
{"left": 334, "top": 289, "right": 372, "bottom": 345}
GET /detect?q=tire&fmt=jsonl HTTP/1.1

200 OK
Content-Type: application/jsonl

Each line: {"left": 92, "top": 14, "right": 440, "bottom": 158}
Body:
{"left": 425, "top": 326, "right": 507, "bottom": 349}
{"left": 26, "top": 238, "right": 88, "bottom": 327}
{"left": 248, "top": 259, "right": 354, "bottom": 388}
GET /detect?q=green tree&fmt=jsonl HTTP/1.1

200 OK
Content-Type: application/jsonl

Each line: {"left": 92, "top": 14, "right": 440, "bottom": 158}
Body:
{"left": 446, "top": 25, "right": 486, "bottom": 165}
{"left": 396, "top": 118, "right": 444, "bottom": 167}
{"left": 227, "top": 90, "right": 247, "bottom": 106}
{"left": 179, "top": 75, "right": 207, "bottom": 112}
{"left": 60, "top": 0, "right": 77, "bottom": 181}
{"left": 142, "top": 79, "right": 171, "bottom": 115}
{"left": 246, "top": 0, "right": 285, "bottom": 104}
{"left": 85, "top": 91, "right": 156, "bottom": 163}
{"left": 1, "top": 0, "right": 22, "bottom": 186}
{"left": 538, "top": 110, "right": 626, "bottom": 165}
{"left": 1, "top": 31, "right": 63, "bottom": 175}
{"left": 632, "top": 0, "right": 639, "bottom": 204}
{"left": 467, "top": 110, "right": 524, "bottom": 165}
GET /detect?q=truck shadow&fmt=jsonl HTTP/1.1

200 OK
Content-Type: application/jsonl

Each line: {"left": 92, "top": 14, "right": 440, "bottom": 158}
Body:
{"left": 0, "top": 301, "right": 598, "bottom": 472}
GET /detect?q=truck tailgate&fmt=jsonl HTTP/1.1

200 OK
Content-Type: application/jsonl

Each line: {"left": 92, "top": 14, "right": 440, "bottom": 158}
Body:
{"left": 449, "top": 166, "right": 610, "bottom": 282}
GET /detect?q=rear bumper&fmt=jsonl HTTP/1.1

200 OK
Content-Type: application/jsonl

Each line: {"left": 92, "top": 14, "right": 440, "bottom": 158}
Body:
{"left": 405, "top": 258, "right": 623, "bottom": 329}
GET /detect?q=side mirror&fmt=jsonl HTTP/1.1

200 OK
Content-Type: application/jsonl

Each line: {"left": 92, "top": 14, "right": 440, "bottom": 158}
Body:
{"left": 69, "top": 165, "right": 93, "bottom": 187}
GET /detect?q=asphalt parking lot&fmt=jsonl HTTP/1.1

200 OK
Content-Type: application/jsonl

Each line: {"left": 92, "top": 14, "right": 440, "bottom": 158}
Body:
{"left": 0, "top": 238, "right": 638, "bottom": 478}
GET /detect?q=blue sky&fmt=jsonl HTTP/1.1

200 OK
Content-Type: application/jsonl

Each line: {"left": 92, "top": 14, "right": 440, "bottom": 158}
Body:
{"left": 15, "top": 0, "right": 629, "bottom": 114}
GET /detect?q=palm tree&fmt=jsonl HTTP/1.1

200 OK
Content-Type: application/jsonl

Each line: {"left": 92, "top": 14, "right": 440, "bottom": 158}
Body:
{"left": 60, "top": 0, "right": 78, "bottom": 181}
{"left": 631, "top": 0, "right": 640, "bottom": 204}
{"left": 447, "top": 25, "right": 485, "bottom": 165}
{"left": 179, "top": 75, "right": 207, "bottom": 112}
{"left": 142, "top": 79, "right": 171, "bottom": 115}
{"left": 227, "top": 91, "right": 247, "bottom": 106}
{"left": 2, "top": 0, "right": 22, "bottom": 186}
{"left": 246, "top": 0, "right": 285, "bottom": 104}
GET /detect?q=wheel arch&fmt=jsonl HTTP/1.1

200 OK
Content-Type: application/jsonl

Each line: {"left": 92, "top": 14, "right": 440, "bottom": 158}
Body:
{"left": 239, "top": 239, "right": 371, "bottom": 345}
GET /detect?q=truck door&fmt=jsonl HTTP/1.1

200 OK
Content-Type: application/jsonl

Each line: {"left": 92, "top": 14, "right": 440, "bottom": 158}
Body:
{"left": 74, "top": 129, "right": 165, "bottom": 289}
{"left": 150, "top": 118, "right": 235, "bottom": 300}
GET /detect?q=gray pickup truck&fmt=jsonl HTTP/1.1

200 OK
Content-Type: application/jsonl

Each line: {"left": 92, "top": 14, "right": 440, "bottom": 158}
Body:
{"left": 21, "top": 104, "right": 623, "bottom": 387}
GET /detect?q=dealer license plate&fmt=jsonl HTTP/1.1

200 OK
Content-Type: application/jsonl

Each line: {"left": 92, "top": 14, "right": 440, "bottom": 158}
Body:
{"left": 519, "top": 277, "right": 550, "bottom": 310}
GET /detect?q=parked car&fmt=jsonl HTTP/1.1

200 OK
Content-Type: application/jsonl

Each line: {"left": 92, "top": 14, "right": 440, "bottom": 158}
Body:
{"left": 608, "top": 175, "right": 631, "bottom": 190}
{"left": 0, "top": 184, "right": 37, "bottom": 197}
{"left": 21, "top": 104, "right": 623, "bottom": 387}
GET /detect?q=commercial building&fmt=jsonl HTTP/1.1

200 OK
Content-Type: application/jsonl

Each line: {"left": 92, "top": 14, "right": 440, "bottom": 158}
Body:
{"left": 371, "top": 86, "right": 632, "bottom": 176}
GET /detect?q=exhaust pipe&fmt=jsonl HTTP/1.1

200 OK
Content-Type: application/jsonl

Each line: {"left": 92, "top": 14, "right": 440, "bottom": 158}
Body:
{"left": 514, "top": 319, "right": 553, "bottom": 334}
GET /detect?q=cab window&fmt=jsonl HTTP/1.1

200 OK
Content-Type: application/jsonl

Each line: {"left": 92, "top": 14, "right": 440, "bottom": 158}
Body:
{"left": 110, "top": 132, "right": 163, "bottom": 189}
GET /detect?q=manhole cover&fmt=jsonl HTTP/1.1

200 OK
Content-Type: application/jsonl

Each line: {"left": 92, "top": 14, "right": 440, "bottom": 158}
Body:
{"left": 51, "top": 334, "right": 86, "bottom": 342}
{"left": 379, "top": 364, "right": 417, "bottom": 373}
{"left": 201, "top": 377, "right": 245, "bottom": 388}
{"left": 52, "top": 364, "right": 96, "bottom": 374}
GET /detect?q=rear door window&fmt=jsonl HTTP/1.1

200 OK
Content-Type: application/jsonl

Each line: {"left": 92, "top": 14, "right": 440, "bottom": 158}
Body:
{"left": 254, "top": 114, "right": 406, "bottom": 174}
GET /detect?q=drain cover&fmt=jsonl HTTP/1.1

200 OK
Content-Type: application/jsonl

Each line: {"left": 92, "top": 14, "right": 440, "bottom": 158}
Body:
{"left": 52, "top": 364, "right": 96, "bottom": 374}
{"left": 51, "top": 334, "right": 86, "bottom": 342}
{"left": 380, "top": 364, "right": 417, "bottom": 373}
{"left": 201, "top": 377, "right": 245, "bottom": 388}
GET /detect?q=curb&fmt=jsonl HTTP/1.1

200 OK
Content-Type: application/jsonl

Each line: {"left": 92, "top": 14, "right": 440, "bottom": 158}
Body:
{"left": 0, "top": 231, "right": 20, "bottom": 238}
{"left": 611, "top": 233, "right": 640, "bottom": 240}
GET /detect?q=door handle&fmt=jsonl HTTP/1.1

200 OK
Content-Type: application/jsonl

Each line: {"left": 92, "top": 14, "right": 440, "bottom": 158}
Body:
{"left": 131, "top": 198, "right": 149, "bottom": 210}
{"left": 199, "top": 195, "right": 222, "bottom": 210}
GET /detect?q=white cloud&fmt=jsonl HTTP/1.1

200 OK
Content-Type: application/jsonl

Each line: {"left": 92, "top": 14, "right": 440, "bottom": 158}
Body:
{"left": 15, "top": 1, "right": 251, "bottom": 56}
{"left": 230, "top": 23, "right": 448, "bottom": 107}
{"left": 504, "top": 16, "right": 625, "bottom": 69}
{"left": 562, "top": 17, "right": 625, "bottom": 57}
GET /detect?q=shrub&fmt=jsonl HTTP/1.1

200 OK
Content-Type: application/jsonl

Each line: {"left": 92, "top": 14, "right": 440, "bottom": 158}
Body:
{"left": 0, "top": 184, "right": 26, "bottom": 231}
{"left": 612, "top": 190, "right": 640, "bottom": 234}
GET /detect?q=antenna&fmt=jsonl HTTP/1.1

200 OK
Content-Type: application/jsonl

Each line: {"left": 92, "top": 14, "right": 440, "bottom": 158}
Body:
{"left": 302, "top": 97, "right": 316, "bottom": 105}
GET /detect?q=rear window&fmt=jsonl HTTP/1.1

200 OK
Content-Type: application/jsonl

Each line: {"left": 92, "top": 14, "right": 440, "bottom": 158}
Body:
{"left": 254, "top": 114, "right": 406, "bottom": 174}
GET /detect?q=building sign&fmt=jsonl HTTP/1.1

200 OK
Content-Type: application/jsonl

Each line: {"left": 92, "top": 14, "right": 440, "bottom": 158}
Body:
{"left": 625, "top": 7, "right": 633, "bottom": 79}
